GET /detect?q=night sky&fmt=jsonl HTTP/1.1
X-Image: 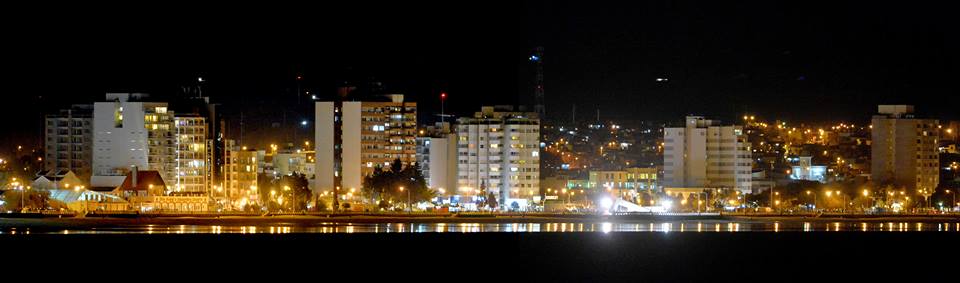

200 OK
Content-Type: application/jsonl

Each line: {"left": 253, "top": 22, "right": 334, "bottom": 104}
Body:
{"left": 5, "top": 1, "right": 958, "bottom": 151}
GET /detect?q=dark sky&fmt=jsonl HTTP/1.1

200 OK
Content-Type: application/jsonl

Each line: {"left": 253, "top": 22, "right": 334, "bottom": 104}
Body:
{"left": 5, "top": 1, "right": 959, "bottom": 151}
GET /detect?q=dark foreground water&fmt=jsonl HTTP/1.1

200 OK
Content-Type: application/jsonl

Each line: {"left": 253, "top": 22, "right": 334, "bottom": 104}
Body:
{"left": 4, "top": 218, "right": 960, "bottom": 281}
{"left": 4, "top": 230, "right": 959, "bottom": 281}
{"left": 3, "top": 219, "right": 960, "bottom": 234}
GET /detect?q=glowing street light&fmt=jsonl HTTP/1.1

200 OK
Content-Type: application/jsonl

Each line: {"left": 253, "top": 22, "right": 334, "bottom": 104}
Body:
{"left": 399, "top": 186, "right": 410, "bottom": 212}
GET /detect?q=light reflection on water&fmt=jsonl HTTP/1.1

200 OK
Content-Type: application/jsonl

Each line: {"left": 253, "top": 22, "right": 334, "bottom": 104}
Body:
{"left": 3, "top": 221, "right": 960, "bottom": 234}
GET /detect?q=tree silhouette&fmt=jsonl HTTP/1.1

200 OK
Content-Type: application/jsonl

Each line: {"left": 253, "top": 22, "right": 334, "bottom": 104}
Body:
{"left": 362, "top": 158, "right": 435, "bottom": 210}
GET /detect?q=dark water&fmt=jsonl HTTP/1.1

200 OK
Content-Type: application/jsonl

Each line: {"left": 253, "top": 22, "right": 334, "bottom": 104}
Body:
{"left": 4, "top": 220, "right": 960, "bottom": 234}
{"left": 5, "top": 220, "right": 960, "bottom": 281}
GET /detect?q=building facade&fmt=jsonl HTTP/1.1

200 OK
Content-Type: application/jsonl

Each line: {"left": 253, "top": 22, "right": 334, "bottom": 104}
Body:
{"left": 789, "top": 156, "right": 827, "bottom": 182}
{"left": 415, "top": 122, "right": 458, "bottom": 194}
{"left": 91, "top": 93, "right": 211, "bottom": 195}
{"left": 44, "top": 105, "right": 94, "bottom": 182}
{"left": 456, "top": 106, "right": 540, "bottom": 205}
{"left": 871, "top": 105, "right": 939, "bottom": 191}
{"left": 172, "top": 115, "right": 208, "bottom": 194}
{"left": 315, "top": 95, "right": 417, "bottom": 193}
{"left": 223, "top": 139, "right": 258, "bottom": 207}
{"left": 91, "top": 93, "right": 173, "bottom": 188}
{"left": 663, "top": 116, "right": 752, "bottom": 193}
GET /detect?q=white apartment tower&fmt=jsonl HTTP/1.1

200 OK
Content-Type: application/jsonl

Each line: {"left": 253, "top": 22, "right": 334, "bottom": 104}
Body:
{"left": 91, "top": 93, "right": 210, "bottom": 194}
{"left": 456, "top": 106, "right": 540, "bottom": 205}
{"left": 663, "top": 116, "right": 752, "bottom": 193}
{"left": 871, "top": 105, "right": 939, "bottom": 191}
{"left": 92, "top": 93, "right": 172, "bottom": 188}
{"left": 415, "top": 122, "right": 458, "bottom": 194}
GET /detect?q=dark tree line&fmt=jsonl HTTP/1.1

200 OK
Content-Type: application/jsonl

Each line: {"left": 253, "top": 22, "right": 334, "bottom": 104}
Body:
{"left": 363, "top": 159, "right": 435, "bottom": 210}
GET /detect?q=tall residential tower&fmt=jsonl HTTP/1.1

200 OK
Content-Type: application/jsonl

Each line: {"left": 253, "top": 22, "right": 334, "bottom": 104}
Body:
{"left": 456, "top": 106, "right": 540, "bottom": 206}
{"left": 663, "top": 116, "right": 752, "bottom": 193}
{"left": 871, "top": 105, "right": 939, "bottom": 192}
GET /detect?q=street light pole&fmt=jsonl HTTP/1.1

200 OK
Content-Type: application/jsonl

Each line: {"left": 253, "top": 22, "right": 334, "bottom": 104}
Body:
{"left": 399, "top": 186, "right": 409, "bottom": 213}
{"left": 814, "top": 193, "right": 817, "bottom": 212}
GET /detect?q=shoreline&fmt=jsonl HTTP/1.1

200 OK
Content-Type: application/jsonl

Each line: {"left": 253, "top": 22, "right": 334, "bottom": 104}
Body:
{"left": 2, "top": 213, "right": 960, "bottom": 228}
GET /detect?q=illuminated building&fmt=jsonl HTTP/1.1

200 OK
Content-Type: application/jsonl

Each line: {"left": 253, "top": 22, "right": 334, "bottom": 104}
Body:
{"left": 90, "top": 93, "right": 211, "bottom": 195}
{"left": 315, "top": 94, "right": 417, "bottom": 193}
{"left": 663, "top": 116, "right": 752, "bottom": 194}
{"left": 91, "top": 93, "right": 174, "bottom": 188}
{"left": 456, "top": 106, "right": 540, "bottom": 206}
{"left": 871, "top": 105, "right": 939, "bottom": 191}
{"left": 789, "top": 156, "right": 827, "bottom": 182}
{"left": 172, "top": 115, "right": 208, "bottom": 194}
{"left": 44, "top": 104, "right": 94, "bottom": 181}
{"left": 223, "top": 139, "right": 258, "bottom": 205}
{"left": 416, "top": 122, "right": 458, "bottom": 195}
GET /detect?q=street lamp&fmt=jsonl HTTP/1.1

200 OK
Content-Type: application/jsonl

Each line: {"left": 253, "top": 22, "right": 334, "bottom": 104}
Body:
{"left": 945, "top": 190, "right": 956, "bottom": 212}
{"left": 836, "top": 190, "right": 846, "bottom": 212}
{"left": 284, "top": 185, "right": 293, "bottom": 212}
{"left": 810, "top": 190, "right": 818, "bottom": 211}
{"left": 73, "top": 185, "right": 86, "bottom": 215}
{"left": 270, "top": 190, "right": 277, "bottom": 211}
{"left": 862, "top": 189, "right": 871, "bottom": 211}
{"left": 399, "top": 186, "right": 410, "bottom": 212}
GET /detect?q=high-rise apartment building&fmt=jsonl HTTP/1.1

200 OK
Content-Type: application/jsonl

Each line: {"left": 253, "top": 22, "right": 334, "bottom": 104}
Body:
{"left": 415, "top": 122, "right": 458, "bottom": 194}
{"left": 315, "top": 95, "right": 416, "bottom": 193}
{"left": 44, "top": 105, "right": 94, "bottom": 181}
{"left": 92, "top": 93, "right": 173, "bottom": 188}
{"left": 663, "top": 116, "right": 752, "bottom": 193}
{"left": 90, "top": 93, "right": 210, "bottom": 195}
{"left": 456, "top": 106, "right": 540, "bottom": 205}
{"left": 223, "top": 139, "right": 258, "bottom": 206}
{"left": 172, "top": 115, "right": 208, "bottom": 194}
{"left": 871, "top": 105, "right": 939, "bottom": 191}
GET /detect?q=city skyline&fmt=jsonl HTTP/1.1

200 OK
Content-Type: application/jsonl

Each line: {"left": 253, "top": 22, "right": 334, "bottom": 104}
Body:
{"left": 3, "top": 2, "right": 960, "bottom": 278}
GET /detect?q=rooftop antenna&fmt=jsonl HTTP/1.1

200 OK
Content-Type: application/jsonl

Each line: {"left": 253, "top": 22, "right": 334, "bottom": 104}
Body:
{"left": 572, "top": 104, "right": 576, "bottom": 126}
{"left": 531, "top": 46, "right": 545, "bottom": 119}
{"left": 441, "top": 92, "right": 447, "bottom": 123}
